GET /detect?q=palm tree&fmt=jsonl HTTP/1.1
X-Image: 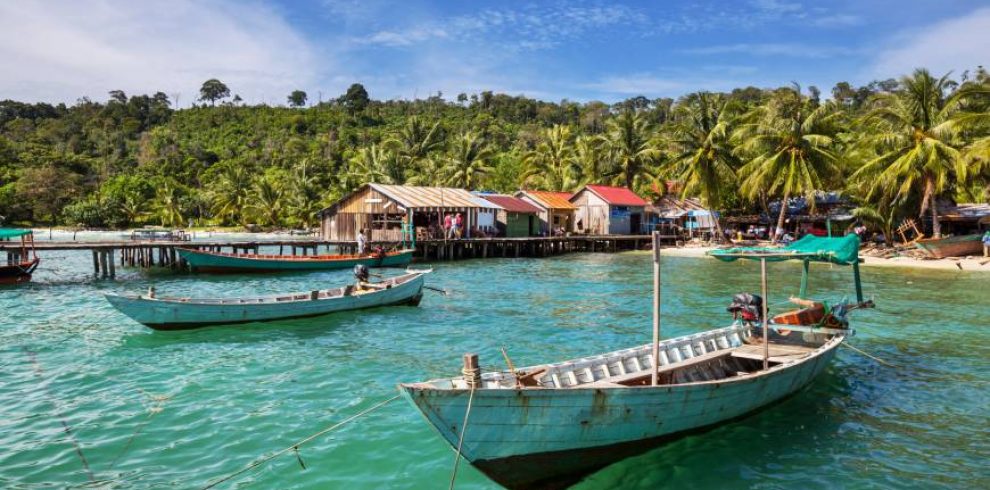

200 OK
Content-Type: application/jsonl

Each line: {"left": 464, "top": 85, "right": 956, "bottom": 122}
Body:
{"left": 388, "top": 117, "right": 445, "bottom": 167}
{"left": 348, "top": 145, "right": 404, "bottom": 185}
{"left": 155, "top": 181, "right": 185, "bottom": 227}
{"left": 664, "top": 93, "right": 740, "bottom": 239}
{"left": 520, "top": 125, "right": 580, "bottom": 191}
{"left": 248, "top": 176, "right": 284, "bottom": 227}
{"left": 118, "top": 191, "right": 148, "bottom": 226}
{"left": 406, "top": 157, "right": 445, "bottom": 186}
{"left": 287, "top": 161, "right": 325, "bottom": 229}
{"left": 851, "top": 70, "right": 989, "bottom": 237}
{"left": 735, "top": 88, "right": 843, "bottom": 242}
{"left": 443, "top": 131, "right": 494, "bottom": 189}
{"left": 210, "top": 165, "right": 252, "bottom": 226}
{"left": 600, "top": 110, "right": 661, "bottom": 191}
{"left": 574, "top": 135, "right": 611, "bottom": 186}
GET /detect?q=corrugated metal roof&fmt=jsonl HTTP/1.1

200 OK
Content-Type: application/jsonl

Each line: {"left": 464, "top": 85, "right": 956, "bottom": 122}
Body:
{"left": 370, "top": 184, "right": 499, "bottom": 209}
{"left": 646, "top": 196, "right": 708, "bottom": 218}
{"left": 481, "top": 194, "right": 541, "bottom": 213}
{"left": 580, "top": 185, "right": 648, "bottom": 206}
{"left": 518, "top": 190, "right": 577, "bottom": 210}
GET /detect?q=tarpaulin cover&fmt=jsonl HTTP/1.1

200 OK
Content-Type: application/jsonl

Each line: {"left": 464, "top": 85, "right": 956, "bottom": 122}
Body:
{"left": 708, "top": 234, "right": 860, "bottom": 265}
{"left": 0, "top": 229, "right": 32, "bottom": 239}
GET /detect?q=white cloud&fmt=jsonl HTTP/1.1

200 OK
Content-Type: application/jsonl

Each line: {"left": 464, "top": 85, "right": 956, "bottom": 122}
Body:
{"left": 0, "top": 0, "right": 321, "bottom": 105}
{"left": 870, "top": 7, "right": 990, "bottom": 78}
{"left": 682, "top": 43, "right": 857, "bottom": 58}
{"left": 812, "top": 14, "right": 864, "bottom": 27}
{"left": 356, "top": 4, "right": 647, "bottom": 51}
{"left": 584, "top": 73, "right": 744, "bottom": 98}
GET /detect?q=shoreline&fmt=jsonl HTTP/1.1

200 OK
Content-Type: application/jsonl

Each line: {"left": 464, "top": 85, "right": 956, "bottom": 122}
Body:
{"left": 659, "top": 246, "right": 990, "bottom": 273}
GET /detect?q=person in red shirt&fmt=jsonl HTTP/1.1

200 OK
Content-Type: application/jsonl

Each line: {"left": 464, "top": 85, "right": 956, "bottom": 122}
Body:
{"left": 454, "top": 213, "right": 463, "bottom": 238}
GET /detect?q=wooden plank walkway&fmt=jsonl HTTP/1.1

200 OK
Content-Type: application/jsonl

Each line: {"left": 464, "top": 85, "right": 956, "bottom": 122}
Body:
{"left": 1, "top": 234, "right": 675, "bottom": 279}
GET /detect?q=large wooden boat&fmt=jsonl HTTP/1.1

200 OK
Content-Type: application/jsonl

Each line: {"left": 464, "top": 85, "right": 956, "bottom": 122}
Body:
{"left": 105, "top": 270, "right": 427, "bottom": 330}
{"left": 177, "top": 247, "right": 414, "bottom": 273}
{"left": 915, "top": 233, "right": 983, "bottom": 258}
{"left": 0, "top": 229, "right": 39, "bottom": 284}
{"left": 400, "top": 234, "right": 872, "bottom": 489}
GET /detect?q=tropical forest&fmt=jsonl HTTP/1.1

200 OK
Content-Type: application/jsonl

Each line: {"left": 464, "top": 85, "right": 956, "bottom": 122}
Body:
{"left": 1, "top": 68, "right": 988, "bottom": 239}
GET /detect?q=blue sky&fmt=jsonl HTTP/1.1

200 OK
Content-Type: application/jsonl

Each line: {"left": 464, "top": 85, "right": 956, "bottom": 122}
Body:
{"left": 1, "top": 0, "right": 988, "bottom": 105}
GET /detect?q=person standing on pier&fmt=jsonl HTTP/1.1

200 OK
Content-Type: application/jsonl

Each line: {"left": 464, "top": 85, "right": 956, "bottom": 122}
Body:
{"left": 357, "top": 229, "right": 367, "bottom": 255}
{"left": 444, "top": 213, "right": 453, "bottom": 239}
{"left": 454, "top": 213, "right": 463, "bottom": 239}
{"left": 983, "top": 229, "right": 990, "bottom": 257}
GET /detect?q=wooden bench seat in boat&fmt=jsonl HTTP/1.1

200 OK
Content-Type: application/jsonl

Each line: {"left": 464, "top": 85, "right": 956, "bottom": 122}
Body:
{"left": 584, "top": 349, "right": 735, "bottom": 387}
{"left": 730, "top": 343, "right": 817, "bottom": 363}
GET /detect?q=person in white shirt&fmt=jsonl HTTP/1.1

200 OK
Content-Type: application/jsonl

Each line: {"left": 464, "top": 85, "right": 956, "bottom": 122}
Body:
{"left": 357, "top": 229, "right": 367, "bottom": 255}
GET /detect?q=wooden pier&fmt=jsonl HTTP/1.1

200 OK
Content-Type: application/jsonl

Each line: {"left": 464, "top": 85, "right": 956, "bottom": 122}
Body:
{"left": 0, "top": 235, "right": 671, "bottom": 279}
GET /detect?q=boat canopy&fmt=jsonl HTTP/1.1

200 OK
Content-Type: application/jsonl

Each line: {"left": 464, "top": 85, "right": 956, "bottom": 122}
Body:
{"left": 0, "top": 228, "right": 33, "bottom": 239}
{"left": 709, "top": 234, "right": 861, "bottom": 266}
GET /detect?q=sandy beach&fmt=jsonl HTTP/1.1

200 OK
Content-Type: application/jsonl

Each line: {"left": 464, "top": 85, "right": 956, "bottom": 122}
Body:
{"left": 661, "top": 245, "right": 990, "bottom": 272}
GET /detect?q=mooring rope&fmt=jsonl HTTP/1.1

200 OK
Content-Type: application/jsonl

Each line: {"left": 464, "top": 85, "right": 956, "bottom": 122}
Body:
{"left": 449, "top": 372, "right": 478, "bottom": 490}
{"left": 200, "top": 395, "right": 400, "bottom": 490}
{"left": 842, "top": 343, "right": 895, "bottom": 367}
{"left": 107, "top": 387, "right": 174, "bottom": 470}
{"left": 24, "top": 349, "right": 96, "bottom": 482}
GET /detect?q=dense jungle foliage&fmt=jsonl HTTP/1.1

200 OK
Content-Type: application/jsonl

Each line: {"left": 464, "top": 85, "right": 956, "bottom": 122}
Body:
{"left": 1, "top": 69, "right": 988, "bottom": 238}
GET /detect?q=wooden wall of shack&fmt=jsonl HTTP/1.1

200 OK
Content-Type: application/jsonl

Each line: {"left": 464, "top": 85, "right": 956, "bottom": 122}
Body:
{"left": 320, "top": 185, "right": 491, "bottom": 241}
{"left": 322, "top": 187, "right": 409, "bottom": 242}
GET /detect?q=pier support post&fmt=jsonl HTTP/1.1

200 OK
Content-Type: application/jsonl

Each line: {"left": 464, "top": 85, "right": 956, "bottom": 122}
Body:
{"left": 108, "top": 249, "right": 116, "bottom": 278}
{"left": 99, "top": 250, "right": 109, "bottom": 278}
{"left": 92, "top": 250, "right": 100, "bottom": 276}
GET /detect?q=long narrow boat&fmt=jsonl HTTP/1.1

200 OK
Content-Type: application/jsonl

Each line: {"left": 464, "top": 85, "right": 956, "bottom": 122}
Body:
{"left": 177, "top": 247, "right": 414, "bottom": 273}
{"left": 105, "top": 270, "right": 427, "bottom": 330}
{"left": 915, "top": 233, "right": 983, "bottom": 258}
{"left": 400, "top": 235, "right": 872, "bottom": 489}
{"left": 0, "top": 228, "right": 40, "bottom": 284}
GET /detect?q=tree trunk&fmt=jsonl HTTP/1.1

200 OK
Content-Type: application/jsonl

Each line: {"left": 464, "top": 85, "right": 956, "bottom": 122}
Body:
{"left": 773, "top": 191, "right": 790, "bottom": 244}
{"left": 710, "top": 207, "right": 724, "bottom": 243}
{"left": 931, "top": 195, "right": 941, "bottom": 239}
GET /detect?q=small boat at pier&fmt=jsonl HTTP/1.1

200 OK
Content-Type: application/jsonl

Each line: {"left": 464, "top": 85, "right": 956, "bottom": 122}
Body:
{"left": 177, "top": 247, "right": 414, "bottom": 273}
{"left": 400, "top": 234, "right": 872, "bottom": 489}
{"left": 0, "top": 229, "right": 40, "bottom": 284}
{"left": 105, "top": 269, "right": 428, "bottom": 330}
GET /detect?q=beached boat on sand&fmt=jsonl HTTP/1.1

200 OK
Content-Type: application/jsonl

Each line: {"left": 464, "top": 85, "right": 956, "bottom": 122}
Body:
{"left": 400, "top": 234, "right": 872, "bottom": 489}
{"left": 0, "top": 229, "right": 39, "bottom": 284}
{"left": 177, "top": 247, "right": 414, "bottom": 273}
{"left": 915, "top": 233, "right": 983, "bottom": 258}
{"left": 105, "top": 270, "right": 427, "bottom": 330}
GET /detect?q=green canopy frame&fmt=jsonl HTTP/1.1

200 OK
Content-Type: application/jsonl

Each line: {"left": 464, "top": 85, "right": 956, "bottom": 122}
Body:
{"left": 708, "top": 234, "right": 864, "bottom": 303}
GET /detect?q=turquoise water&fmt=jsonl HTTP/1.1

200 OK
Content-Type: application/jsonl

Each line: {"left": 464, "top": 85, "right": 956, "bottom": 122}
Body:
{"left": 1, "top": 249, "right": 987, "bottom": 489}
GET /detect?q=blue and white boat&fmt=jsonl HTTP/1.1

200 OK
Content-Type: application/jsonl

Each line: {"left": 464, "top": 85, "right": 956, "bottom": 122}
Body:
{"left": 400, "top": 235, "right": 872, "bottom": 489}
{"left": 106, "top": 270, "right": 428, "bottom": 330}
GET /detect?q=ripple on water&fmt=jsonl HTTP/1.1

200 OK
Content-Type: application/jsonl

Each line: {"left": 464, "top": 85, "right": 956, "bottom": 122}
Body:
{"left": 0, "top": 251, "right": 987, "bottom": 489}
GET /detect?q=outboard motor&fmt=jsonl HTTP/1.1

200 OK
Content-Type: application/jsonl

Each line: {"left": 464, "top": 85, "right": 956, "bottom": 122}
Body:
{"left": 727, "top": 293, "right": 764, "bottom": 322}
{"left": 353, "top": 264, "right": 370, "bottom": 282}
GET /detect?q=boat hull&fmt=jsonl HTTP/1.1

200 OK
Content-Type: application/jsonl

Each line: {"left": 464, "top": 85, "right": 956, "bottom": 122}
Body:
{"left": 177, "top": 248, "right": 414, "bottom": 272}
{"left": 401, "top": 335, "right": 841, "bottom": 489}
{"left": 105, "top": 273, "right": 425, "bottom": 330}
{"left": 0, "top": 258, "right": 39, "bottom": 284}
{"left": 916, "top": 234, "right": 982, "bottom": 258}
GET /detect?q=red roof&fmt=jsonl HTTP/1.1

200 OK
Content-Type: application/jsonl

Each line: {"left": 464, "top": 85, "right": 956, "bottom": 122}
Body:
{"left": 581, "top": 185, "right": 647, "bottom": 206}
{"left": 481, "top": 194, "right": 541, "bottom": 213}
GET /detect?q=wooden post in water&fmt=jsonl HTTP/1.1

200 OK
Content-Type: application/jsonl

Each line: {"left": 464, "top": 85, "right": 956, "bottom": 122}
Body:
{"left": 651, "top": 231, "right": 661, "bottom": 386}
{"left": 760, "top": 258, "right": 769, "bottom": 371}
{"left": 108, "top": 249, "right": 116, "bottom": 278}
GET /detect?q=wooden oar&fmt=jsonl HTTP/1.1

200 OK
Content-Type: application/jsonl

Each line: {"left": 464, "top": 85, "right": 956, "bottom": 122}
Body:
{"left": 424, "top": 285, "right": 448, "bottom": 295}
